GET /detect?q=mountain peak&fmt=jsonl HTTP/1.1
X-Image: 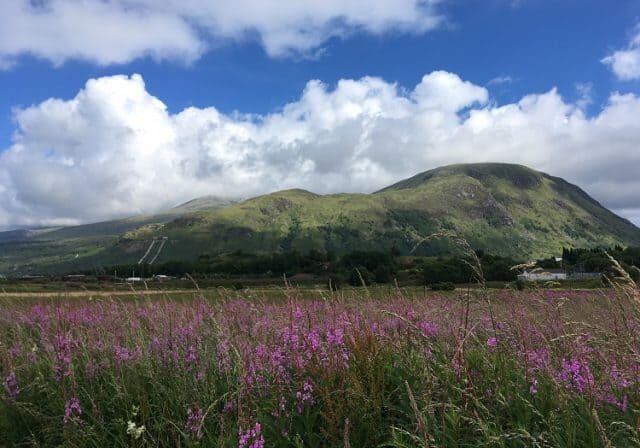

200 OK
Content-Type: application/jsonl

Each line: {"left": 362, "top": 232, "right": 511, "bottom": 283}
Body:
{"left": 376, "top": 163, "right": 544, "bottom": 193}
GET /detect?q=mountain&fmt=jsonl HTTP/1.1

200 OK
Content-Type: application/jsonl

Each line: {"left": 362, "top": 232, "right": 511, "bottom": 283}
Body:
{"left": 0, "top": 196, "right": 235, "bottom": 274}
{"left": 109, "top": 163, "right": 640, "bottom": 264}
{"left": 2, "top": 163, "right": 639, "bottom": 274}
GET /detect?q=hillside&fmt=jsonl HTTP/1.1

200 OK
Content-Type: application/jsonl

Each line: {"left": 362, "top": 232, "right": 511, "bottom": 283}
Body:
{"left": 109, "top": 163, "right": 640, "bottom": 266}
{"left": 0, "top": 196, "right": 235, "bottom": 274}
{"left": 2, "top": 163, "right": 639, "bottom": 274}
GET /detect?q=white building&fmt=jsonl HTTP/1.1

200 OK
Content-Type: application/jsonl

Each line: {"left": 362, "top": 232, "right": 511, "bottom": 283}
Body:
{"left": 517, "top": 269, "right": 567, "bottom": 282}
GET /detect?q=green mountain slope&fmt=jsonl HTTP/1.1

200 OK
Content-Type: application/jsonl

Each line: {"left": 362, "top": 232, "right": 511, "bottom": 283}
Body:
{"left": 2, "top": 163, "right": 639, "bottom": 274}
{"left": 110, "top": 163, "right": 640, "bottom": 266}
{"left": 0, "top": 196, "right": 235, "bottom": 274}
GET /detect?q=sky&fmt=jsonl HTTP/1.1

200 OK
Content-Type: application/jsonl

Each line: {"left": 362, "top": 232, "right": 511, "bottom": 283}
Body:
{"left": 1, "top": 0, "right": 640, "bottom": 229}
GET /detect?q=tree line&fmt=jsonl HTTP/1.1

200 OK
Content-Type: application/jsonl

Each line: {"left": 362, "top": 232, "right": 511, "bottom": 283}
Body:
{"left": 104, "top": 249, "right": 521, "bottom": 287}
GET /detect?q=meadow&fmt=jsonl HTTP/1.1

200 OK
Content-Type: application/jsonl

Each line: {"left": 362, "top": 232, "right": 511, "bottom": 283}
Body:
{"left": 1, "top": 275, "right": 639, "bottom": 447}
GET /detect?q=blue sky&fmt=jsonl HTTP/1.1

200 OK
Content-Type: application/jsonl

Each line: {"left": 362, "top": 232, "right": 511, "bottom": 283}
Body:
{"left": 2, "top": 0, "right": 639, "bottom": 147}
{"left": 1, "top": 0, "right": 640, "bottom": 227}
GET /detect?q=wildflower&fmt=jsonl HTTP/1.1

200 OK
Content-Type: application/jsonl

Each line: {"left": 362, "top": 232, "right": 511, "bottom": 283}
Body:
{"left": 185, "top": 345, "right": 199, "bottom": 366}
{"left": 63, "top": 397, "right": 82, "bottom": 424}
{"left": 216, "top": 339, "right": 232, "bottom": 373}
{"left": 293, "top": 306, "right": 304, "bottom": 321}
{"left": 609, "top": 364, "right": 631, "bottom": 389}
{"left": 327, "top": 328, "right": 344, "bottom": 346}
{"left": 114, "top": 346, "right": 133, "bottom": 366}
{"left": 305, "top": 329, "right": 321, "bottom": 352}
{"left": 486, "top": 337, "right": 498, "bottom": 348}
{"left": 529, "top": 378, "right": 538, "bottom": 395}
{"left": 270, "top": 347, "right": 285, "bottom": 367}
{"left": 417, "top": 321, "right": 439, "bottom": 337}
{"left": 452, "top": 357, "right": 463, "bottom": 376}
{"left": 186, "top": 405, "right": 204, "bottom": 440}
{"left": 602, "top": 393, "right": 629, "bottom": 412}
{"left": 559, "top": 358, "right": 594, "bottom": 394}
{"left": 53, "top": 334, "right": 73, "bottom": 381}
{"left": 620, "top": 394, "right": 629, "bottom": 412}
{"left": 9, "top": 344, "right": 21, "bottom": 358}
{"left": 238, "top": 422, "right": 265, "bottom": 448}
{"left": 127, "top": 421, "right": 146, "bottom": 439}
{"left": 86, "top": 359, "right": 105, "bottom": 378}
{"left": 524, "top": 347, "right": 550, "bottom": 372}
{"left": 272, "top": 396, "right": 287, "bottom": 418}
{"left": 3, "top": 372, "right": 19, "bottom": 399}
{"left": 296, "top": 380, "right": 315, "bottom": 413}
{"left": 283, "top": 327, "right": 300, "bottom": 347}
{"left": 223, "top": 400, "right": 236, "bottom": 414}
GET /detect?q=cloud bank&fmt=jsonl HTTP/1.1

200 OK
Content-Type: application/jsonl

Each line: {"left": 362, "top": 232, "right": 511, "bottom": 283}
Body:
{"left": 1, "top": 71, "right": 640, "bottom": 228}
{"left": 0, "top": 0, "right": 443, "bottom": 67}
{"left": 602, "top": 26, "right": 640, "bottom": 81}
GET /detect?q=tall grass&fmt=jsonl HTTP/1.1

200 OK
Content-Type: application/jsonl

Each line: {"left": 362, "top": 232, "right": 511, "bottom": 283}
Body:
{"left": 1, "top": 280, "right": 639, "bottom": 446}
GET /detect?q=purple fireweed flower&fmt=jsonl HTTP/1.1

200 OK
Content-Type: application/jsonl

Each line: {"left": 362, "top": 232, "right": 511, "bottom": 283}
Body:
{"left": 487, "top": 337, "right": 498, "bottom": 348}
{"left": 222, "top": 400, "right": 236, "bottom": 414}
{"left": 452, "top": 357, "right": 463, "bottom": 376}
{"left": 8, "top": 344, "right": 21, "bottom": 359}
{"left": 114, "top": 346, "right": 132, "bottom": 366}
{"left": 417, "top": 321, "right": 439, "bottom": 337}
{"left": 296, "top": 380, "right": 315, "bottom": 413}
{"left": 525, "top": 347, "right": 550, "bottom": 373}
{"left": 186, "top": 405, "right": 204, "bottom": 439}
{"left": 238, "top": 422, "right": 265, "bottom": 448}
{"left": 255, "top": 344, "right": 268, "bottom": 359}
{"left": 63, "top": 397, "right": 82, "bottom": 424}
{"left": 327, "top": 328, "right": 344, "bottom": 346}
{"left": 559, "top": 358, "right": 594, "bottom": 394}
{"left": 185, "top": 345, "right": 199, "bottom": 366}
{"left": 293, "top": 306, "right": 304, "bottom": 321}
{"left": 85, "top": 359, "right": 105, "bottom": 378}
{"left": 609, "top": 364, "right": 631, "bottom": 389}
{"left": 272, "top": 396, "right": 288, "bottom": 418}
{"left": 270, "top": 348, "right": 285, "bottom": 369}
{"left": 305, "top": 329, "right": 321, "bottom": 352}
{"left": 283, "top": 327, "right": 300, "bottom": 348}
{"left": 529, "top": 378, "right": 539, "bottom": 395}
{"left": 53, "top": 334, "right": 73, "bottom": 381}
{"left": 620, "top": 394, "right": 629, "bottom": 412}
{"left": 217, "top": 340, "right": 232, "bottom": 373}
{"left": 3, "top": 372, "right": 19, "bottom": 399}
{"left": 601, "top": 393, "right": 629, "bottom": 411}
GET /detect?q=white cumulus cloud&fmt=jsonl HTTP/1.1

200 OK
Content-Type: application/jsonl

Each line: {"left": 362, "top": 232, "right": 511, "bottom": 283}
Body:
{"left": 0, "top": 0, "right": 444, "bottom": 67}
{"left": 1, "top": 71, "right": 640, "bottom": 229}
{"left": 602, "top": 26, "right": 640, "bottom": 81}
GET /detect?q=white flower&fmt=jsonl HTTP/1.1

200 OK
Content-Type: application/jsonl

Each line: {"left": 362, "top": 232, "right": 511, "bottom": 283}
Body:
{"left": 126, "top": 420, "right": 145, "bottom": 440}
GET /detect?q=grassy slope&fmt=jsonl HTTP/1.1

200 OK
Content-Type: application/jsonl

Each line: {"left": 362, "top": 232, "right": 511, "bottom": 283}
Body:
{"left": 114, "top": 164, "right": 640, "bottom": 265}
{"left": 0, "top": 197, "right": 235, "bottom": 274}
{"left": 3, "top": 163, "right": 639, "bottom": 273}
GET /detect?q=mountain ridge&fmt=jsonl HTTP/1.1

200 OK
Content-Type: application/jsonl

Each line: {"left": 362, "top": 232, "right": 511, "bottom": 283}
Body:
{"left": 114, "top": 163, "right": 640, "bottom": 264}
{"left": 1, "top": 163, "right": 638, "bottom": 274}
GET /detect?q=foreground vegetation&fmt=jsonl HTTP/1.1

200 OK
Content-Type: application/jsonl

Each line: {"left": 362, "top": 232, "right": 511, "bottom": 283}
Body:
{"left": 1, "top": 272, "right": 640, "bottom": 446}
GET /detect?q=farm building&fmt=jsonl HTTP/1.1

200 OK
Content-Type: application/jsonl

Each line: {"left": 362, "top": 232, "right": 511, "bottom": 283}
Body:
{"left": 517, "top": 269, "right": 567, "bottom": 282}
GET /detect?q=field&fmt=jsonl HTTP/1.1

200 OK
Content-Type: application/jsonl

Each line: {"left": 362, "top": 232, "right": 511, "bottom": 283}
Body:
{"left": 1, "top": 278, "right": 640, "bottom": 447}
